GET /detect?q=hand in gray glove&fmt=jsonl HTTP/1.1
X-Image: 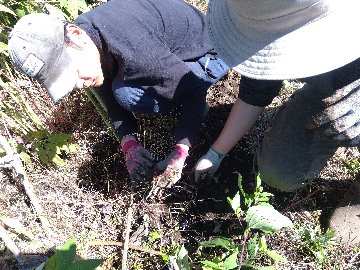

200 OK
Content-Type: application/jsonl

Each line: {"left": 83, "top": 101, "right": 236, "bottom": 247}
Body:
{"left": 122, "top": 139, "right": 155, "bottom": 182}
{"left": 194, "top": 147, "right": 227, "bottom": 183}
{"left": 307, "top": 78, "right": 360, "bottom": 146}
{"left": 155, "top": 144, "right": 189, "bottom": 188}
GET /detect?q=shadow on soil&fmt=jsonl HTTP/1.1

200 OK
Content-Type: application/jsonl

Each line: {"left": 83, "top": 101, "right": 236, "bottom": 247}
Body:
{"left": 74, "top": 102, "right": 350, "bottom": 248}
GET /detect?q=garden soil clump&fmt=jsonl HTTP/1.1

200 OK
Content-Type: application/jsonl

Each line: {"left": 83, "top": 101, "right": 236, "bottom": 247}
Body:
{"left": 1, "top": 69, "right": 360, "bottom": 268}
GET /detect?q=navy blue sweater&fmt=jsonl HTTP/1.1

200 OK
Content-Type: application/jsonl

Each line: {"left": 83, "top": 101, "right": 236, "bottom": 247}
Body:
{"left": 74, "top": 0, "right": 214, "bottom": 146}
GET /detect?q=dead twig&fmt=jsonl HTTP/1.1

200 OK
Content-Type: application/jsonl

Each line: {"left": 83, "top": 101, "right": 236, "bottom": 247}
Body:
{"left": 121, "top": 184, "right": 135, "bottom": 270}
{"left": 0, "top": 224, "right": 23, "bottom": 263}
{"left": 0, "top": 135, "right": 51, "bottom": 233}
{"left": 89, "top": 240, "right": 165, "bottom": 257}
{"left": 0, "top": 254, "right": 45, "bottom": 261}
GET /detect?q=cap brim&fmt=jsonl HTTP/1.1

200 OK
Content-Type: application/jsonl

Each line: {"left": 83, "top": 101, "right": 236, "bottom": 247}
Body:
{"left": 42, "top": 48, "right": 78, "bottom": 104}
{"left": 207, "top": 0, "right": 360, "bottom": 80}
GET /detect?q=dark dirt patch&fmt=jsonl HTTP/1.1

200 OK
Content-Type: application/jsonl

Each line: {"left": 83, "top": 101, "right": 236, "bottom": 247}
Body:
{"left": 1, "top": 69, "right": 360, "bottom": 270}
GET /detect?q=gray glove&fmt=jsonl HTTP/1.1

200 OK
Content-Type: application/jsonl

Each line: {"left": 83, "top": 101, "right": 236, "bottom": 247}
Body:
{"left": 307, "top": 78, "right": 360, "bottom": 146}
{"left": 194, "top": 147, "right": 226, "bottom": 183}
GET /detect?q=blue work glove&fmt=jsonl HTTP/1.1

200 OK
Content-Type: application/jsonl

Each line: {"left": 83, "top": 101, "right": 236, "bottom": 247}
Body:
{"left": 122, "top": 140, "right": 155, "bottom": 182}
{"left": 194, "top": 147, "right": 227, "bottom": 183}
{"left": 307, "top": 78, "right": 360, "bottom": 146}
{"left": 155, "top": 145, "right": 189, "bottom": 188}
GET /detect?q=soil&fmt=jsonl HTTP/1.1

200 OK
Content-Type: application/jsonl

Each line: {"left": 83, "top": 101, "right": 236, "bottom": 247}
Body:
{"left": 1, "top": 64, "right": 360, "bottom": 269}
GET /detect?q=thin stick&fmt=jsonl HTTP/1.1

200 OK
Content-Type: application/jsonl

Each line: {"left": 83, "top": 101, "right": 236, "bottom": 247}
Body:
{"left": 349, "top": 250, "right": 360, "bottom": 264}
{"left": 121, "top": 185, "right": 135, "bottom": 270}
{"left": 0, "top": 224, "right": 23, "bottom": 263}
{"left": 89, "top": 240, "right": 165, "bottom": 257}
{"left": 0, "top": 254, "right": 44, "bottom": 261}
{"left": 0, "top": 135, "right": 51, "bottom": 232}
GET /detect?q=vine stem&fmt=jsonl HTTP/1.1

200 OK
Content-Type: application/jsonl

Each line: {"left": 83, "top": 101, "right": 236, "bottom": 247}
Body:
{"left": 238, "top": 227, "right": 250, "bottom": 266}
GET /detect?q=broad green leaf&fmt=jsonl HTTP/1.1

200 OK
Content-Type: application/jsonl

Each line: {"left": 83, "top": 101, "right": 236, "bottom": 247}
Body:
{"left": 223, "top": 250, "right": 239, "bottom": 269}
{"left": 67, "top": 259, "right": 104, "bottom": 270}
{"left": 258, "top": 235, "right": 267, "bottom": 251}
{"left": 200, "top": 237, "right": 234, "bottom": 250}
{"left": 15, "top": 8, "right": 26, "bottom": 18}
{"left": 255, "top": 174, "right": 262, "bottom": 187}
{"left": 227, "top": 192, "right": 241, "bottom": 215}
{"left": 200, "top": 260, "right": 223, "bottom": 269}
{"left": 246, "top": 205, "right": 293, "bottom": 233}
{"left": 246, "top": 234, "right": 259, "bottom": 260}
{"left": 255, "top": 266, "right": 277, "bottom": 270}
{"left": 0, "top": 4, "right": 16, "bottom": 16}
{"left": 0, "top": 42, "right": 8, "bottom": 55}
{"left": 45, "top": 238, "right": 76, "bottom": 270}
{"left": 175, "top": 245, "right": 190, "bottom": 270}
{"left": 265, "top": 250, "right": 288, "bottom": 263}
{"left": 52, "top": 154, "right": 66, "bottom": 166}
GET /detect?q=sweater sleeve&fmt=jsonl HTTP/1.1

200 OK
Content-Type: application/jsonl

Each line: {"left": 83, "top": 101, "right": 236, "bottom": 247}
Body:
{"left": 119, "top": 33, "right": 210, "bottom": 146}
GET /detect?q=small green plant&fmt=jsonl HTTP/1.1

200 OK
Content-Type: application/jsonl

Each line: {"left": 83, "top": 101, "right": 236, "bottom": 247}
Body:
{"left": 32, "top": 133, "right": 79, "bottom": 166}
{"left": 35, "top": 238, "right": 103, "bottom": 270}
{"left": 342, "top": 158, "right": 360, "bottom": 177}
{"left": 298, "top": 223, "right": 337, "bottom": 265}
{"left": 171, "top": 174, "right": 293, "bottom": 270}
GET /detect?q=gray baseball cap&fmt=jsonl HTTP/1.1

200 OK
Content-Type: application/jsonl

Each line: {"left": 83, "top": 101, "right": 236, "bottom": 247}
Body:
{"left": 8, "top": 13, "right": 78, "bottom": 103}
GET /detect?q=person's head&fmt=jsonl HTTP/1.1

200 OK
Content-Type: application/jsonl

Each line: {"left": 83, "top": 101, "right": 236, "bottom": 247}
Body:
{"left": 206, "top": 0, "right": 360, "bottom": 80}
{"left": 8, "top": 13, "right": 104, "bottom": 103}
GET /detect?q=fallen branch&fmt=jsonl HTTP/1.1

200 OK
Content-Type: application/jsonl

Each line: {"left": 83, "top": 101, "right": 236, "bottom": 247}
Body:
{"left": 89, "top": 240, "right": 165, "bottom": 257}
{"left": 121, "top": 185, "right": 135, "bottom": 270}
{"left": 0, "top": 254, "right": 44, "bottom": 261}
{"left": 0, "top": 135, "right": 51, "bottom": 232}
{"left": 0, "top": 224, "right": 23, "bottom": 263}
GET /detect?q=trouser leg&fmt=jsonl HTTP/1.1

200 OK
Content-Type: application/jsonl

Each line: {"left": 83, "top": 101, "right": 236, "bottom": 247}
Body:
{"left": 256, "top": 83, "right": 340, "bottom": 191}
{"left": 112, "top": 54, "right": 229, "bottom": 116}
{"left": 112, "top": 79, "right": 173, "bottom": 115}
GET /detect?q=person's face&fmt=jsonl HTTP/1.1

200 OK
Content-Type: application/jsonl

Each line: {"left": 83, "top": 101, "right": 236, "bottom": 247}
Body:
{"left": 65, "top": 24, "right": 104, "bottom": 90}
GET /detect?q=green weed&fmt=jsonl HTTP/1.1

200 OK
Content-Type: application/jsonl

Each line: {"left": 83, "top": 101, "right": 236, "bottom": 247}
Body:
{"left": 297, "top": 222, "right": 337, "bottom": 265}
{"left": 171, "top": 174, "right": 293, "bottom": 270}
{"left": 35, "top": 238, "right": 103, "bottom": 270}
{"left": 342, "top": 158, "right": 360, "bottom": 177}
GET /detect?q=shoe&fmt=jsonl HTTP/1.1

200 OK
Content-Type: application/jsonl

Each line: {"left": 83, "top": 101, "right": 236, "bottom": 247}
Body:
{"left": 328, "top": 179, "right": 360, "bottom": 246}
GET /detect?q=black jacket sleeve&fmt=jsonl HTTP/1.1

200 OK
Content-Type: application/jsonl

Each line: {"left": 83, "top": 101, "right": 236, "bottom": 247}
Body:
{"left": 238, "top": 76, "right": 283, "bottom": 107}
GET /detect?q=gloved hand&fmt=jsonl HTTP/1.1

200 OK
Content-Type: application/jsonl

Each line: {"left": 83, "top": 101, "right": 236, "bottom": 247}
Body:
{"left": 307, "top": 79, "right": 360, "bottom": 146}
{"left": 155, "top": 144, "right": 189, "bottom": 188}
{"left": 121, "top": 139, "right": 155, "bottom": 182}
{"left": 194, "top": 147, "right": 226, "bottom": 183}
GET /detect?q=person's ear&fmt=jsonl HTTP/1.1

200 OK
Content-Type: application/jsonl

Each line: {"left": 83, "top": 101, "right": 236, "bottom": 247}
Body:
{"left": 65, "top": 24, "right": 88, "bottom": 48}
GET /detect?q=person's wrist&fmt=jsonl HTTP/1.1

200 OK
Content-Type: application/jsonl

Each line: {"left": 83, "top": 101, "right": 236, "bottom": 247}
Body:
{"left": 175, "top": 144, "right": 189, "bottom": 160}
{"left": 121, "top": 139, "right": 139, "bottom": 154}
{"left": 210, "top": 146, "right": 227, "bottom": 157}
{"left": 208, "top": 146, "right": 227, "bottom": 163}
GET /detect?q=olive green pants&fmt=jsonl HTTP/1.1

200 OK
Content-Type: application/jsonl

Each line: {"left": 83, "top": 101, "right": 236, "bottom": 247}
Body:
{"left": 256, "top": 83, "right": 340, "bottom": 191}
